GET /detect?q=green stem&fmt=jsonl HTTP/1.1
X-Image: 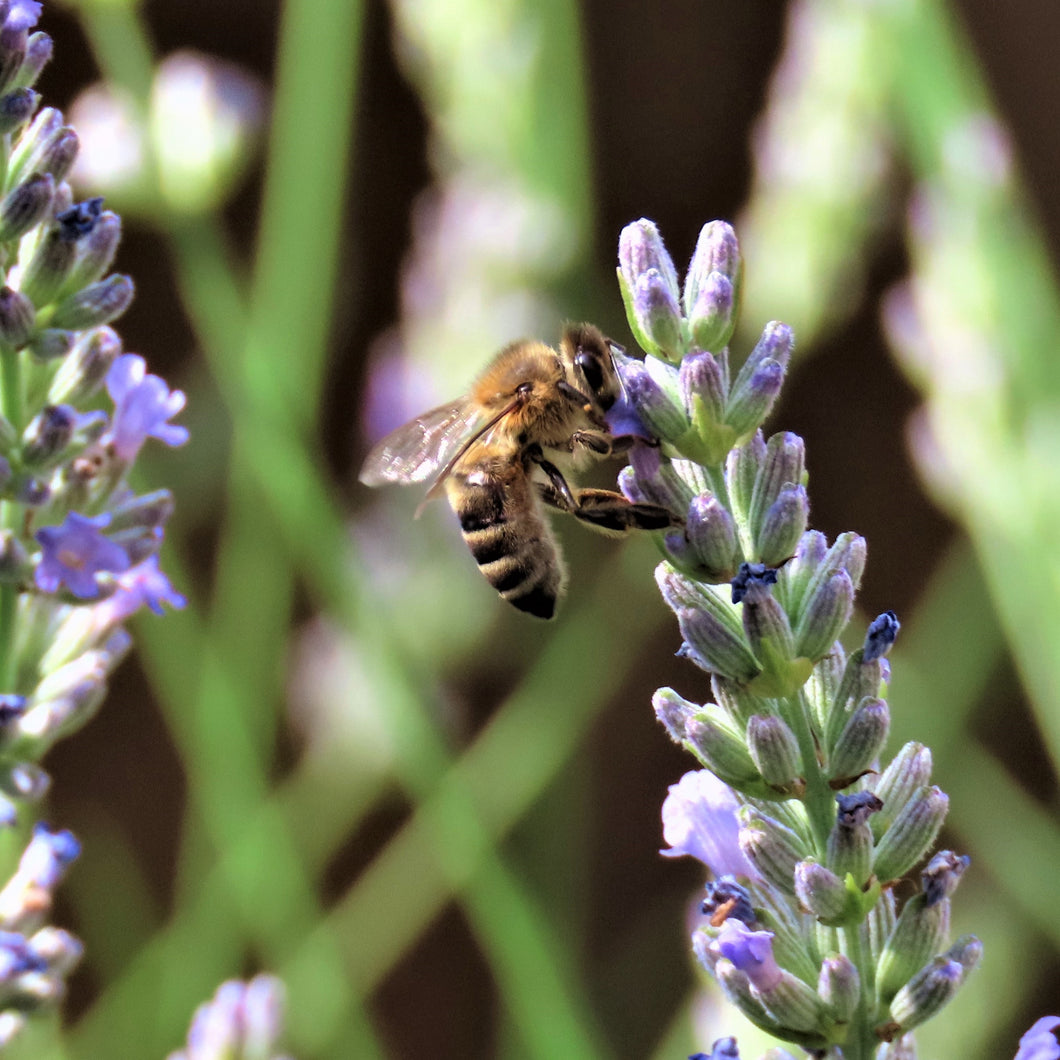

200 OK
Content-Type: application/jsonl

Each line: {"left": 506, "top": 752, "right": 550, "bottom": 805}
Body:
{"left": 0, "top": 347, "right": 20, "bottom": 435}
{"left": 839, "top": 921, "right": 879, "bottom": 1060}
{"left": 781, "top": 690, "right": 834, "bottom": 851}
{"left": 703, "top": 461, "right": 733, "bottom": 515}
{"left": 0, "top": 582, "right": 15, "bottom": 692}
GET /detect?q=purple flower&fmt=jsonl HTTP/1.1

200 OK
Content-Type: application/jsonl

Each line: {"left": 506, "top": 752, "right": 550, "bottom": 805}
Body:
{"left": 1015, "top": 1017, "right": 1060, "bottom": 1060}
{"left": 104, "top": 354, "right": 188, "bottom": 462}
{"left": 92, "top": 556, "right": 186, "bottom": 627}
{"left": 711, "top": 918, "right": 782, "bottom": 992}
{"left": 18, "top": 823, "right": 80, "bottom": 890}
{"left": 35, "top": 511, "right": 130, "bottom": 598}
{"left": 661, "top": 769, "right": 758, "bottom": 879}
{"left": 3, "top": 1, "right": 41, "bottom": 34}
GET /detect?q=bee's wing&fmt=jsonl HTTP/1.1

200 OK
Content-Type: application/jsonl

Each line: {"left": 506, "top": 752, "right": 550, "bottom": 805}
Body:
{"left": 359, "top": 399, "right": 479, "bottom": 486}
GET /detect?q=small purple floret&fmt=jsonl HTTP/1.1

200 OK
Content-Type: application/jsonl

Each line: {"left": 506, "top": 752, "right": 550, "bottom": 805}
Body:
{"left": 100, "top": 556, "right": 186, "bottom": 624}
{"left": 712, "top": 918, "right": 782, "bottom": 992}
{"left": 661, "top": 769, "right": 757, "bottom": 879}
{"left": 105, "top": 354, "right": 188, "bottom": 462}
{"left": 35, "top": 511, "right": 130, "bottom": 598}
{"left": 4, "top": 1, "right": 42, "bottom": 34}
{"left": 20, "top": 823, "right": 80, "bottom": 890}
{"left": 1016, "top": 1016, "right": 1060, "bottom": 1060}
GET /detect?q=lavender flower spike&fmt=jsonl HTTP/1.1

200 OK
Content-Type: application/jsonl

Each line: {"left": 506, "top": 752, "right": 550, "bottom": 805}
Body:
{"left": 104, "top": 352, "right": 189, "bottom": 462}
{"left": 618, "top": 218, "right": 979, "bottom": 1057}
{"left": 660, "top": 769, "right": 758, "bottom": 879}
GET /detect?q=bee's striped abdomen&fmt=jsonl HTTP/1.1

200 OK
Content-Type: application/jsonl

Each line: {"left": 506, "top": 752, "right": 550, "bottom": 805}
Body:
{"left": 449, "top": 469, "right": 563, "bottom": 619}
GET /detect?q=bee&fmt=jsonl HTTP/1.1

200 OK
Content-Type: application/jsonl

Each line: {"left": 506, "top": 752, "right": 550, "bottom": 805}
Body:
{"left": 359, "top": 323, "right": 679, "bottom": 618}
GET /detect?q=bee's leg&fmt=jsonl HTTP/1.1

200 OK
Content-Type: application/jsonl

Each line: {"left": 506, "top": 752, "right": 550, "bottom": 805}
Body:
{"left": 568, "top": 430, "right": 613, "bottom": 456}
{"left": 532, "top": 455, "right": 680, "bottom": 534}
{"left": 566, "top": 488, "right": 681, "bottom": 533}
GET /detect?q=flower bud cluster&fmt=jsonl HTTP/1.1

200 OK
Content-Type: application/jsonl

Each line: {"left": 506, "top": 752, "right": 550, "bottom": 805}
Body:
{"left": 0, "top": 3, "right": 188, "bottom": 1042}
{"left": 167, "top": 974, "right": 292, "bottom": 1060}
{"left": 624, "top": 219, "right": 979, "bottom": 1059}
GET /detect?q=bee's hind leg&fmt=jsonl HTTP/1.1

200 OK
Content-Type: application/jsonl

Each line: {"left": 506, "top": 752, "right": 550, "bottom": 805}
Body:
{"left": 531, "top": 450, "right": 680, "bottom": 534}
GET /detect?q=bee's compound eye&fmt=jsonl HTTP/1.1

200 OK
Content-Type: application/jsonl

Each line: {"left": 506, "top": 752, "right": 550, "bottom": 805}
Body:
{"left": 575, "top": 351, "right": 606, "bottom": 398}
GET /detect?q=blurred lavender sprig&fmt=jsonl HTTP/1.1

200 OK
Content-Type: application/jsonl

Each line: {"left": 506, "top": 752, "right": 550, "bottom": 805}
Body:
{"left": 167, "top": 974, "right": 292, "bottom": 1060}
{"left": 0, "top": 0, "right": 193, "bottom": 1039}
{"left": 613, "top": 218, "right": 980, "bottom": 1059}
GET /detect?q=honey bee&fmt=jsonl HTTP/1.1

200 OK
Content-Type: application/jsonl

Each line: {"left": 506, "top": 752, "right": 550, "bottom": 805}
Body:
{"left": 359, "top": 323, "right": 679, "bottom": 618}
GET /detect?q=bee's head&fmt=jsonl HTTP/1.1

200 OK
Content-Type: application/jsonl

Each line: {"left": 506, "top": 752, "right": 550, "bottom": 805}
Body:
{"left": 562, "top": 323, "right": 621, "bottom": 412}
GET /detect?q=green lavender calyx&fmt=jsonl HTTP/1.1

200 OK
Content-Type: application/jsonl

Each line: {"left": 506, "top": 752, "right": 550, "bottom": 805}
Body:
{"left": 623, "top": 219, "right": 979, "bottom": 1059}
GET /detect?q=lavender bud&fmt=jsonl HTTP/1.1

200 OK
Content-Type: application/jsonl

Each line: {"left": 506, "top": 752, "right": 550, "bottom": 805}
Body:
{"left": 684, "top": 494, "right": 739, "bottom": 581}
{"left": 20, "top": 403, "right": 74, "bottom": 468}
{"left": 779, "top": 530, "right": 828, "bottom": 615}
{"left": 739, "top": 579, "right": 809, "bottom": 697}
{"left": 689, "top": 271, "right": 736, "bottom": 354}
{"left": 749, "top": 433, "right": 805, "bottom": 543}
{"left": 826, "top": 531, "right": 867, "bottom": 591}
{"left": 16, "top": 32, "right": 52, "bottom": 89}
{"left": 727, "top": 430, "right": 766, "bottom": 526}
{"left": 749, "top": 969, "right": 830, "bottom": 1036}
{"left": 817, "top": 953, "right": 860, "bottom": 1023}
{"left": 684, "top": 220, "right": 741, "bottom": 318}
{"left": 746, "top": 714, "right": 802, "bottom": 791}
{"left": 50, "top": 273, "right": 134, "bottom": 330}
{"left": 887, "top": 939, "right": 978, "bottom": 1035}
{"left": 620, "top": 356, "right": 687, "bottom": 441}
{"left": 47, "top": 325, "right": 121, "bottom": 404}
{"left": 27, "top": 328, "right": 72, "bottom": 362}
{"left": 680, "top": 349, "right": 727, "bottom": 438}
{"left": 18, "top": 224, "right": 76, "bottom": 306}
{"left": 633, "top": 268, "right": 685, "bottom": 361}
{"left": 739, "top": 811, "right": 806, "bottom": 895}
{"left": 865, "top": 609, "right": 901, "bottom": 662}
{"left": 0, "top": 86, "right": 36, "bottom": 135}
{"left": 619, "top": 218, "right": 680, "bottom": 304}
{"left": 921, "top": 849, "right": 970, "bottom": 907}
{"left": 827, "top": 791, "right": 883, "bottom": 887}
{"left": 652, "top": 687, "right": 699, "bottom": 744}
{"left": 872, "top": 785, "right": 949, "bottom": 883}
{"left": 0, "top": 532, "right": 28, "bottom": 583}
{"left": 0, "top": 170, "right": 53, "bottom": 243}
{"left": 828, "top": 696, "right": 889, "bottom": 787}
{"left": 0, "top": 286, "right": 34, "bottom": 349}
{"left": 108, "top": 489, "right": 173, "bottom": 537}
{"left": 684, "top": 712, "right": 763, "bottom": 791}
{"left": 756, "top": 484, "right": 809, "bottom": 569}
{"left": 628, "top": 445, "right": 695, "bottom": 513}
{"left": 8, "top": 105, "right": 60, "bottom": 182}
{"left": 875, "top": 891, "right": 952, "bottom": 1008}
{"left": 725, "top": 322, "right": 793, "bottom": 436}
{"left": 62, "top": 209, "right": 121, "bottom": 293}
{"left": 794, "top": 859, "right": 849, "bottom": 924}
{"left": 796, "top": 569, "right": 855, "bottom": 663}
{"left": 713, "top": 960, "right": 776, "bottom": 1032}
{"left": 28, "top": 928, "right": 81, "bottom": 978}
{"left": 724, "top": 357, "right": 785, "bottom": 442}
{"left": 0, "top": 18, "right": 31, "bottom": 94}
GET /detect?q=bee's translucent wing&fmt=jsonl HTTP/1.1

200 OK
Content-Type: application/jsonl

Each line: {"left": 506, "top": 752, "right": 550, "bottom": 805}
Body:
{"left": 360, "top": 399, "right": 482, "bottom": 486}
